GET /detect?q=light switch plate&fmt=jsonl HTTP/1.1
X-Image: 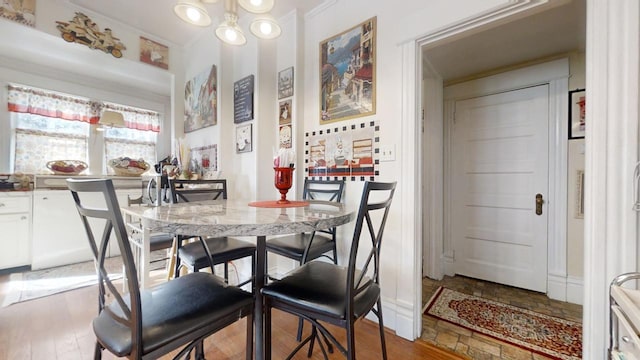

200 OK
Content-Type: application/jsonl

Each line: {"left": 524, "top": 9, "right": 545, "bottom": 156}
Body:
{"left": 380, "top": 144, "right": 396, "bottom": 162}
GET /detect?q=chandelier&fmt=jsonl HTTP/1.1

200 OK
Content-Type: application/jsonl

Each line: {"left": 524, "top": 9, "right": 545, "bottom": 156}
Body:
{"left": 173, "top": 0, "right": 281, "bottom": 46}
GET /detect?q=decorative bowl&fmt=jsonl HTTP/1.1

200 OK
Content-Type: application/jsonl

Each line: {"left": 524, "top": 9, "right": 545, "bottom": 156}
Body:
{"left": 108, "top": 157, "right": 149, "bottom": 177}
{"left": 46, "top": 160, "right": 88, "bottom": 175}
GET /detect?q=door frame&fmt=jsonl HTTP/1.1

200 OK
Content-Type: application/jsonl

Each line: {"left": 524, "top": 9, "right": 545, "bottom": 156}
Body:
{"left": 443, "top": 70, "right": 566, "bottom": 296}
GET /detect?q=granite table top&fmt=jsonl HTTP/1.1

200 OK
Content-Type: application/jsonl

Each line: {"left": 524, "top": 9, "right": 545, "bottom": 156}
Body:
{"left": 121, "top": 199, "right": 355, "bottom": 238}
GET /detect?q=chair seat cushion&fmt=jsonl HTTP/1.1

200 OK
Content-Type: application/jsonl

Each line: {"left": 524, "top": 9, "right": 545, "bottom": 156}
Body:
{"left": 93, "top": 272, "right": 253, "bottom": 357}
{"left": 149, "top": 233, "right": 174, "bottom": 252}
{"left": 178, "top": 237, "right": 256, "bottom": 269}
{"left": 266, "top": 232, "right": 334, "bottom": 261}
{"left": 261, "top": 262, "right": 379, "bottom": 321}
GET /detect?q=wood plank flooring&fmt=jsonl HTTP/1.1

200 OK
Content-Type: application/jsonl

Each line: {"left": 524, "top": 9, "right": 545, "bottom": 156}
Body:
{"left": 0, "top": 273, "right": 465, "bottom": 360}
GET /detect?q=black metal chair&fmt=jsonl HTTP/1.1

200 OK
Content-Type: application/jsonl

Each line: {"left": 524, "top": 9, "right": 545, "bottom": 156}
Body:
{"left": 67, "top": 178, "right": 254, "bottom": 360}
{"left": 265, "top": 178, "right": 345, "bottom": 341}
{"left": 266, "top": 179, "right": 345, "bottom": 272}
{"left": 169, "top": 179, "right": 256, "bottom": 289}
{"left": 262, "top": 181, "right": 396, "bottom": 360}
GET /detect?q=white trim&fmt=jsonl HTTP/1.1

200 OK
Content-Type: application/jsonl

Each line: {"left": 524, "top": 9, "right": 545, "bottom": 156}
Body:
{"left": 422, "top": 62, "right": 444, "bottom": 280}
{"left": 583, "top": 0, "right": 640, "bottom": 358}
{"left": 406, "top": 0, "right": 569, "bottom": 46}
{"left": 566, "top": 276, "right": 584, "bottom": 305}
{"left": 399, "top": 40, "right": 421, "bottom": 340}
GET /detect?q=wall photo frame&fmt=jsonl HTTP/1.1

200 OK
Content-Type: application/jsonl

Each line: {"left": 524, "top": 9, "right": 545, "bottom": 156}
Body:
{"left": 236, "top": 123, "right": 252, "bottom": 153}
{"left": 234, "top": 75, "right": 254, "bottom": 124}
{"left": 140, "top": 37, "right": 169, "bottom": 70}
{"left": 278, "top": 67, "right": 294, "bottom": 99}
{"left": 319, "top": 17, "right": 376, "bottom": 124}
{"left": 569, "top": 89, "right": 585, "bottom": 139}
{"left": 184, "top": 65, "right": 217, "bottom": 133}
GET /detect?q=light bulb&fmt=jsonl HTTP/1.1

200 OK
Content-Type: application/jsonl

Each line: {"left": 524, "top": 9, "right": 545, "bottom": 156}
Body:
{"left": 186, "top": 7, "right": 201, "bottom": 22}
{"left": 260, "top": 22, "right": 272, "bottom": 35}
{"left": 225, "top": 28, "right": 238, "bottom": 42}
{"left": 251, "top": 0, "right": 262, "bottom": 6}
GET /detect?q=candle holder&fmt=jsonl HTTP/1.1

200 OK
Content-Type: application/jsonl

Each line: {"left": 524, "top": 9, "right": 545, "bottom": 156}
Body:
{"left": 274, "top": 167, "right": 294, "bottom": 204}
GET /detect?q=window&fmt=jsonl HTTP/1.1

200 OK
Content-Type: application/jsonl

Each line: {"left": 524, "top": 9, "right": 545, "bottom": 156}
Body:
{"left": 8, "top": 84, "right": 160, "bottom": 175}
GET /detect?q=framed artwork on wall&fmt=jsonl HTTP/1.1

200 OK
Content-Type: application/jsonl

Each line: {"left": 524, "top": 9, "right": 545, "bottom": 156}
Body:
{"left": 140, "top": 37, "right": 169, "bottom": 70}
{"left": 184, "top": 65, "right": 217, "bottom": 133}
{"left": 319, "top": 17, "right": 376, "bottom": 124}
{"left": 279, "top": 99, "right": 292, "bottom": 125}
{"left": 305, "top": 120, "right": 379, "bottom": 181}
{"left": 234, "top": 75, "right": 254, "bottom": 124}
{"left": 569, "top": 89, "right": 585, "bottom": 139}
{"left": 278, "top": 67, "right": 294, "bottom": 99}
{"left": 236, "top": 123, "right": 252, "bottom": 153}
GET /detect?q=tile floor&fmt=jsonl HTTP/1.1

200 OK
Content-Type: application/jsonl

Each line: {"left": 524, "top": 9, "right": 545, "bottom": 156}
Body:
{"left": 420, "top": 275, "right": 583, "bottom": 360}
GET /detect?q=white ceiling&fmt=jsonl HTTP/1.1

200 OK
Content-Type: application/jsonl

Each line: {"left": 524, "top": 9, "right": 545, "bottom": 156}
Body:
{"left": 423, "top": 0, "right": 586, "bottom": 82}
{"left": 66, "top": 0, "right": 324, "bottom": 46}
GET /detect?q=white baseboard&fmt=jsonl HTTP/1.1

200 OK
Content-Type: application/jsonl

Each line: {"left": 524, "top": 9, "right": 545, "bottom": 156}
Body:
{"left": 547, "top": 273, "right": 567, "bottom": 302}
{"left": 566, "top": 276, "right": 583, "bottom": 305}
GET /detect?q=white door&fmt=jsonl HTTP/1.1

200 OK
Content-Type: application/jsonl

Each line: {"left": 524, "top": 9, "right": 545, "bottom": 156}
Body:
{"left": 451, "top": 84, "right": 549, "bottom": 292}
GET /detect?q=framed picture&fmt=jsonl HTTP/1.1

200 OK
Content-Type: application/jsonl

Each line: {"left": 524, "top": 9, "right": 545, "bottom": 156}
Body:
{"left": 184, "top": 65, "right": 217, "bottom": 133}
{"left": 236, "top": 124, "right": 252, "bottom": 153}
{"left": 319, "top": 17, "right": 376, "bottom": 124}
{"left": 234, "top": 75, "right": 254, "bottom": 124}
{"left": 279, "top": 99, "right": 292, "bottom": 125}
{"left": 278, "top": 67, "right": 294, "bottom": 99}
{"left": 569, "top": 89, "right": 585, "bottom": 139}
{"left": 140, "top": 37, "right": 169, "bottom": 70}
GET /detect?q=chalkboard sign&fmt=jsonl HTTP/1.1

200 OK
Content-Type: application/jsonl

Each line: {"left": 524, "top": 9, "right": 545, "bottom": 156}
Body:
{"left": 234, "top": 75, "right": 254, "bottom": 123}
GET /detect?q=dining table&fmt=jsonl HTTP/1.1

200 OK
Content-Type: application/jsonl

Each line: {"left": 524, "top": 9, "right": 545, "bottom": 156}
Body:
{"left": 120, "top": 198, "right": 355, "bottom": 360}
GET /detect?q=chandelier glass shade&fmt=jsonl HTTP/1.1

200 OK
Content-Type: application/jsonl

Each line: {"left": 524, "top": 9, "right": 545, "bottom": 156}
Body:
{"left": 174, "top": 0, "right": 281, "bottom": 45}
{"left": 173, "top": 0, "right": 212, "bottom": 27}
{"left": 215, "top": 12, "right": 247, "bottom": 45}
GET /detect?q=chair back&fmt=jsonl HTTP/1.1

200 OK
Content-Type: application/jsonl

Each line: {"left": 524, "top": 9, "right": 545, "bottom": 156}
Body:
{"left": 168, "top": 179, "right": 227, "bottom": 203}
{"left": 303, "top": 178, "right": 345, "bottom": 203}
{"left": 66, "top": 178, "right": 144, "bottom": 356}
{"left": 346, "top": 181, "right": 396, "bottom": 315}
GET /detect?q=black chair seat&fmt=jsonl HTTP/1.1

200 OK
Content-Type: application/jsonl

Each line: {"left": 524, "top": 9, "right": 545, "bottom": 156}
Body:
{"left": 94, "top": 272, "right": 253, "bottom": 357}
{"left": 149, "top": 233, "right": 174, "bottom": 252}
{"left": 266, "top": 233, "right": 334, "bottom": 261}
{"left": 261, "top": 262, "right": 379, "bottom": 320}
{"left": 178, "top": 237, "right": 256, "bottom": 270}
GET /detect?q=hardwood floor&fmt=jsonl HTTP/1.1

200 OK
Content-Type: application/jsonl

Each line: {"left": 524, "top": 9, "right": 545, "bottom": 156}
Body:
{"left": 0, "top": 273, "right": 465, "bottom": 360}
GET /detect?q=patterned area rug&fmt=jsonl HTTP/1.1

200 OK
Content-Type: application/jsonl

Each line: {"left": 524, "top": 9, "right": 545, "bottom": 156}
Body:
{"left": 1, "top": 252, "right": 168, "bottom": 307}
{"left": 424, "top": 287, "right": 582, "bottom": 360}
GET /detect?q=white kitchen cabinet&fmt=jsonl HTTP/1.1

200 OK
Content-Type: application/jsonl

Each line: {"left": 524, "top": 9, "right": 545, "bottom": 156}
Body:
{"left": 0, "top": 192, "right": 31, "bottom": 270}
{"left": 31, "top": 188, "right": 141, "bottom": 270}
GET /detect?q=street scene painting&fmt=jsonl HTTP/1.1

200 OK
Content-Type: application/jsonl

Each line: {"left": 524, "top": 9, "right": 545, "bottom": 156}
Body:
{"left": 305, "top": 121, "right": 379, "bottom": 181}
{"left": 184, "top": 65, "right": 217, "bottom": 133}
{"left": 319, "top": 17, "right": 376, "bottom": 124}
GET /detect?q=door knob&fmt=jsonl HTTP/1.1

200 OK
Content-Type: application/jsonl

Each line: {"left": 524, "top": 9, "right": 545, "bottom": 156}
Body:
{"left": 536, "top": 193, "right": 544, "bottom": 215}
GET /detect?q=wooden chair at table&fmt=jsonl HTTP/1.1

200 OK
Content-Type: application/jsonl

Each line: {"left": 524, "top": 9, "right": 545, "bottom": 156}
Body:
{"left": 262, "top": 181, "right": 397, "bottom": 360}
{"left": 169, "top": 178, "right": 256, "bottom": 290}
{"left": 67, "top": 178, "right": 254, "bottom": 360}
{"left": 265, "top": 178, "right": 345, "bottom": 341}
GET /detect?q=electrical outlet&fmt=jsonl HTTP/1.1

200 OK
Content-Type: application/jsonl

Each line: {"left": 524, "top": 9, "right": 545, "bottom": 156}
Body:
{"left": 380, "top": 144, "right": 396, "bottom": 162}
